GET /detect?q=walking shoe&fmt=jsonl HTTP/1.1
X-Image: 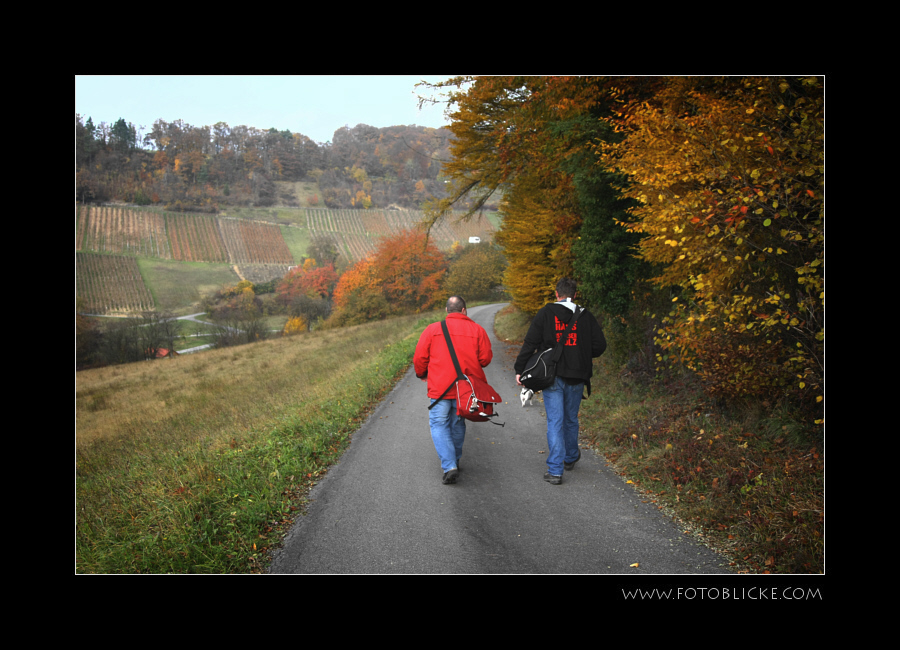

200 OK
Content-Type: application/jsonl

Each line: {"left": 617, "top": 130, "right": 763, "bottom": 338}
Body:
{"left": 564, "top": 449, "right": 581, "bottom": 471}
{"left": 442, "top": 469, "right": 459, "bottom": 484}
{"left": 543, "top": 472, "right": 562, "bottom": 485}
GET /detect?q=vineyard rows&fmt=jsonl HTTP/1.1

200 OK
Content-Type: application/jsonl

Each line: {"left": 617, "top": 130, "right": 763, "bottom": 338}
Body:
{"left": 76, "top": 206, "right": 295, "bottom": 265}
{"left": 76, "top": 206, "right": 494, "bottom": 266}
{"left": 76, "top": 206, "right": 171, "bottom": 258}
{"left": 219, "top": 219, "right": 293, "bottom": 265}
{"left": 303, "top": 208, "right": 495, "bottom": 263}
{"left": 76, "top": 252, "right": 155, "bottom": 314}
{"left": 167, "top": 213, "right": 227, "bottom": 262}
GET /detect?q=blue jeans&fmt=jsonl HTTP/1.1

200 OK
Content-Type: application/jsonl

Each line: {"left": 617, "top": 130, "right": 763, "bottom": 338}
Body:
{"left": 542, "top": 376, "right": 584, "bottom": 476}
{"left": 428, "top": 399, "right": 466, "bottom": 472}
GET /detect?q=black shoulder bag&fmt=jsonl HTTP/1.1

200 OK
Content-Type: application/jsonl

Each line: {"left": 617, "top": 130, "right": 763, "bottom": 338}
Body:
{"left": 519, "top": 307, "right": 582, "bottom": 392}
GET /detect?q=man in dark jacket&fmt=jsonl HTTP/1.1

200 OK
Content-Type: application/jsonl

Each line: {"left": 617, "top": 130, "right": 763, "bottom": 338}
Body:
{"left": 414, "top": 295, "right": 493, "bottom": 484}
{"left": 515, "top": 278, "right": 607, "bottom": 484}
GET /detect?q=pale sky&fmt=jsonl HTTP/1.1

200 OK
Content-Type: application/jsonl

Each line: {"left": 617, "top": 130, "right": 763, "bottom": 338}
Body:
{"left": 74, "top": 75, "right": 456, "bottom": 145}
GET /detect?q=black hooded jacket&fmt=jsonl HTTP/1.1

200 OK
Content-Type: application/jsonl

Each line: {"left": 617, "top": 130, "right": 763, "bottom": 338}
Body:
{"left": 514, "top": 301, "right": 607, "bottom": 387}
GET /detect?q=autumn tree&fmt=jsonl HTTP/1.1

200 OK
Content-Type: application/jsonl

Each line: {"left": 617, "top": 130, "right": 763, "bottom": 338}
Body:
{"left": 330, "top": 256, "right": 387, "bottom": 326}
{"left": 601, "top": 76, "right": 824, "bottom": 408}
{"left": 330, "top": 229, "right": 447, "bottom": 325}
{"left": 277, "top": 263, "right": 338, "bottom": 303}
{"left": 307, "top": 233, "right": 342, "bottom": 268}
{"left": 417, "top": 76, "right": 639, "bottom": 314}
{"left": 283, "top": 315, "right": 308, "bottom": 336}
{"left": 443, "top": 242, "right": 507, "bottom": 302}
{"left": 275, "top": 261, "right": 339, "bottom": 329}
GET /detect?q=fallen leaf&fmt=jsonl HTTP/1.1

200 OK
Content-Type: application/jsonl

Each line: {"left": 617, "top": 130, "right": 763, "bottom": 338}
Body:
{"left": 630, "top": 563, "right": 639, "bottom": 568}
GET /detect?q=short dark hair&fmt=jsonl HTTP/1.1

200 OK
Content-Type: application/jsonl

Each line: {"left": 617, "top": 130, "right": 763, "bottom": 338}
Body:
{"left": 447, "top": 296, "right": 466, "bottom": 312}
{"left": 556, "top": 278, "right": 577, "bottom": 299}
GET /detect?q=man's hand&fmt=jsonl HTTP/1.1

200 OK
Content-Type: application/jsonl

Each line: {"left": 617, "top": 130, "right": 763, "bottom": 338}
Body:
{"left": 515, "top": 374, "right": 522, "bottom": 386}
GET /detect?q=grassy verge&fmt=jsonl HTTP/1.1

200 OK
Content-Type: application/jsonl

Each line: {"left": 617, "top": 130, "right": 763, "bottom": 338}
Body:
{"left": 493, "top": 303, "right": 532, "bottom": 344}
{"left": 499, "top": 304, "right": 825, "bottom": 574}
{"left": 76, "top": 310, "right": 442, "bottom": 573}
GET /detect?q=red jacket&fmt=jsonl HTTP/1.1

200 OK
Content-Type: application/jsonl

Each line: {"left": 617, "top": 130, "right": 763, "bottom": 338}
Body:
{"left": 414, "top": 312, "right": 493, "bottom": 400}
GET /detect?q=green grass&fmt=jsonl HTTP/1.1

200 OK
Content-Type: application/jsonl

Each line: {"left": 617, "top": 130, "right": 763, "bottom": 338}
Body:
{"left": 279, "top": 225, "right": 310, "bottom": 263}
{"left": 171, "top": 319, "right": 219, "bottom": 351}
{"left": 217, "top": 206, "right": 281, "bottom": 222}
{"left": 138, "top": 259, "right": 239, "bottom": 315}
{"left": 483, "top": 211, "right": 502, "bottom": 230}
{"left": 75, "top": 310, "right": 443, "bottom": 573}
{"left": 493, "top": 303, "right": 533, "bottom": 344}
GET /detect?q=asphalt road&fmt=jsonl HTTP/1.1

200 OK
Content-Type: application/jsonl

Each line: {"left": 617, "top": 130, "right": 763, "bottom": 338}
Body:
{"left": 268, "top": 303, "right": 734, "bottom": 575}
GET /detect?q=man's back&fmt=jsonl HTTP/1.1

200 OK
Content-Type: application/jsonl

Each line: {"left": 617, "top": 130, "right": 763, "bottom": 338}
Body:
{"left": 414, "top": 312, "right": 492, "bottom": 399}
{"left": 515, "top": 301, "right": 606, "bottom": 383}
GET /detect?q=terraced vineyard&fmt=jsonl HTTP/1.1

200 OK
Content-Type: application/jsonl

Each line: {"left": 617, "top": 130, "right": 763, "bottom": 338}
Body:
{"left": 218, "top": 219, "right": 293, "bottom": 264}
{"left": 304, "top": 208, "right": 495, "bottom": 263}
{"left": 76, "top": 206, "right": 293, "bottom": 265}
{"left": 75, "top": 205, "right": 497, "bottom": 314}
{"left": 76, "top": 206, "right": 170, "bottom": 258}
{"left": 76, "top": 252, "right": 155, "bottom": 314}
{"left": 167, "top": 212, "right": 227, "bottom": 262}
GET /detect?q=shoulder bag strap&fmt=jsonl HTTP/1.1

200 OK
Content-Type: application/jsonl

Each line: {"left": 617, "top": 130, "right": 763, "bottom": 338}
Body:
{"left": 428, "top": 321, "right": 467, "bottom": 410}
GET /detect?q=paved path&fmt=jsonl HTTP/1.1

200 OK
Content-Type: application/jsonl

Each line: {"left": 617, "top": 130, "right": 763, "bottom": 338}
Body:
{"left": 268, "top": 303, "right": 734, "bottom": 575}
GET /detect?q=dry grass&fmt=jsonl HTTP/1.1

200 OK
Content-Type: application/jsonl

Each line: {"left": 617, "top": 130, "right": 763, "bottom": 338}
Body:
{"left": 76, "top": 311, "right": 441, "bottom": 573}
{"left": 77, "top": 318, "right": 417, "bottom": 449}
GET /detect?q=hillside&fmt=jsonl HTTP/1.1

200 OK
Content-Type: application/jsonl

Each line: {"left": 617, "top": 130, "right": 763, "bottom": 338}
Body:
{"left": 75, "top": 203, "right": 499, "bottom": 316}
{"left": 75, "top": 119, "right": 475, "bottom": 213}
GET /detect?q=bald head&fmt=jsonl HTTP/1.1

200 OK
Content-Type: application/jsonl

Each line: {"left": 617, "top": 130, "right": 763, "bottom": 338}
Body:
{"left": 447, "top": 296, "right": 467, "bottom": 313}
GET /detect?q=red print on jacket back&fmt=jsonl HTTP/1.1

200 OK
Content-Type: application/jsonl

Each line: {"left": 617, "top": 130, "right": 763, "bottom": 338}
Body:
{"left": 555, "top": 317, "right": 578, "bottom": 346}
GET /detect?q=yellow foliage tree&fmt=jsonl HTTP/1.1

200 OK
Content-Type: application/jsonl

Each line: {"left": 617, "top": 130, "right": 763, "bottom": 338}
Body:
{"left": 283, "top": 315, "right": 308, "bottom": 336}
{"left": 602, "top": 76, "right": 823, "bottom": 404}
{"left": 494, "top": 169, "right": 581, "bottom": 313}
{"left": 418, "top": 76, "right": 593, "bottom": 313}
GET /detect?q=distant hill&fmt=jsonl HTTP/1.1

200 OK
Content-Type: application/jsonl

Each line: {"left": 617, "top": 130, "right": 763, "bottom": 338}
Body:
{"left": 75, "top": 118, "right": 502, "bottom": 213}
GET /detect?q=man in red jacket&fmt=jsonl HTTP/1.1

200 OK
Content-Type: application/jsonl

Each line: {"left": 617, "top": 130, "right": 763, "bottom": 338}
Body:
{"left": 414, "top": 295, "right": 493, "bottom": 484}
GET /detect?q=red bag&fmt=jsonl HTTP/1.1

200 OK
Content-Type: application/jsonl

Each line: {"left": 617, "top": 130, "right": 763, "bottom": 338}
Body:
{"left": 428, "top": 321, "right": 504, "bottom": 425}
{"left": 454, "top": 373, "right": 502, "bottom": 423}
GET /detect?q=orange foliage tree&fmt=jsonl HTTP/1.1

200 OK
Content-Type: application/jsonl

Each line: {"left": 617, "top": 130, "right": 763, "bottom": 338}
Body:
{"left": 277, "top": 263, "right": 339, "bottom": 304}
{"left": 331, "top": 229, "right": 447, "bottom": 325}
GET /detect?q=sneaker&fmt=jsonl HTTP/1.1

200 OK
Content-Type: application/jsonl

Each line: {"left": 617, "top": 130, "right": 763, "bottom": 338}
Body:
{"left": 442, "top": 469, "right": 459, "bottom": 484}
{"left": 564, "top": 449, "right": 581, "bottom": 471}
{"left": 543, "top": 472, "right": 562, "bottom": 485}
